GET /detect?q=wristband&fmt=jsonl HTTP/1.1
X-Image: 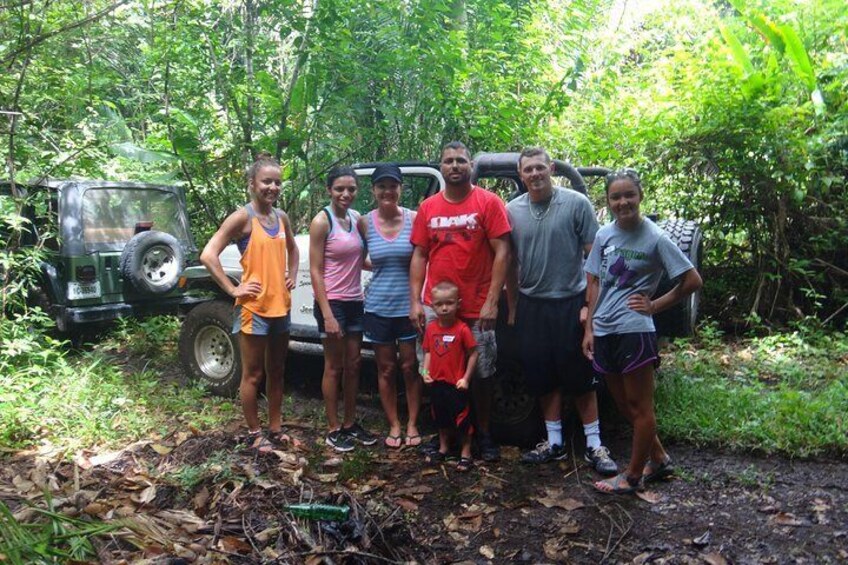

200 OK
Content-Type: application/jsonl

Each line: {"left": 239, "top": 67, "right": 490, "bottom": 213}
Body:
{"left": 419, "top": 368, "right": 429, "bottom": 376}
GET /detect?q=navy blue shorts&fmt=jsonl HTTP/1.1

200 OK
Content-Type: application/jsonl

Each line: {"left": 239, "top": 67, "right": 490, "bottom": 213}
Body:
{"left": 592, "top": 332, "right": 660, "bottom": 376}
{"left": 516, "top": 293, "right": 596, "bottom": 397}
{"left": 429, "top": 382, "right": 473, "bottom": 436}
{"left": 314, "top": 300, "right": 364, "bottom": 337}
{"left": 363, "top": 312, "right": 417, "bottom": 344}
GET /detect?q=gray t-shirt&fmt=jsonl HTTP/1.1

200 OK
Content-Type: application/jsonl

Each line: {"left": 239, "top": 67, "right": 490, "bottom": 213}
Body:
{"left": 584, "top": 218, "right": 694, "bottom": 336}
{"left": 507, "top": 187, "right": 599, "bottom": 299}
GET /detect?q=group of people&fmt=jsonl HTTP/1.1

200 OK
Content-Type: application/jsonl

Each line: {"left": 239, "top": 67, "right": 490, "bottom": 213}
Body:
{"left": 200, "top": 142, "right": 702, "bottom": 494}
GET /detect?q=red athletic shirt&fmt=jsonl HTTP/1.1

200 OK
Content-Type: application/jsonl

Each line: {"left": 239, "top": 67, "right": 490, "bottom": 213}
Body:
{"left": 422, "top": 319, "right": 477, "bottom": 385}
{"left": 411, "top": 186, "right": 511, "bottom": 318}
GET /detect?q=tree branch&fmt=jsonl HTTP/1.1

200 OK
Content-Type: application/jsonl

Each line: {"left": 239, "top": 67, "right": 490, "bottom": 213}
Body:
{"left": 2, "top": 0, "right": 131, "bottom": 67}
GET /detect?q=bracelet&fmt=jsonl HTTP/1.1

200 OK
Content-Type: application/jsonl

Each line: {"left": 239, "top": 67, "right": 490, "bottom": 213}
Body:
{"left": 419, "top": 368, "right": 429, "bottom": 376}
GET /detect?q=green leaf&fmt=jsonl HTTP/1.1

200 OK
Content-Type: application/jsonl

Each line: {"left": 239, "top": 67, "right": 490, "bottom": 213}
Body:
{"left": 719, "top": 24, "right": 755, "bottom": 76}
{"left": 747, "top": 13, "right": 785, "bottom": 54}
{"left": 779, "top": 25, "right": 816, "bottom": 91}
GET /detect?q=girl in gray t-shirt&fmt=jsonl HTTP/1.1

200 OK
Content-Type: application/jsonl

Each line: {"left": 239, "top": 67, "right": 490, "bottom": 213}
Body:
{"left": 583, "top": 169, "right": 702, "bottom": 495}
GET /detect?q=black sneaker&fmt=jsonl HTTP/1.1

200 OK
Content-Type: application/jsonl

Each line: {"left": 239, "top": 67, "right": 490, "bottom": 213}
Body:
{"left": 584, "top": 446, "right": 618, "bottom": 476}
{"left": 340, "top": 423, "right": 378, "bottom": 446}
{"left": 521, "top": 441, "right": 567, "bottom": 464}
{"left": 478, "top": 434, "right": 500, "bottom": 462}
{"left": 325, "top": 429, "right": 355, "bottom": 452}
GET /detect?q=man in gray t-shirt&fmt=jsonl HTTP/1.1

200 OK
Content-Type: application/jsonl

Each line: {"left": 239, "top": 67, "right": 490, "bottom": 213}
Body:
{"left": 505, "top": 147, "right": 617, "bottom": 474}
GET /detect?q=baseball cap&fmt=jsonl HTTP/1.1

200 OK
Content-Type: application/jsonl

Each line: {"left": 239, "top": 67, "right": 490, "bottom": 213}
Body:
{"left": 371, "top": 163, "right": 403, "bottom": 184}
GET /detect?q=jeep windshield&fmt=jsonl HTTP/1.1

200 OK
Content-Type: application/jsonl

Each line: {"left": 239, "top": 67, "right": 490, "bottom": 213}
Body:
{"left": 81, "top": 187, "right": 190, "bottom": 252}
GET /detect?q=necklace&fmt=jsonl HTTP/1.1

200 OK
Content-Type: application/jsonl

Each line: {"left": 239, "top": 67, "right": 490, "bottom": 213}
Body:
{"left": 530, "top": 196, "right": 553, "bottom": 221}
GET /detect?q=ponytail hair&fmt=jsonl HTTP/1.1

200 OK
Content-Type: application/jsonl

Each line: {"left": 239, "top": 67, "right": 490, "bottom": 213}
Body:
{"left": 247, "top": 151, "right": 280, "bottom": 182}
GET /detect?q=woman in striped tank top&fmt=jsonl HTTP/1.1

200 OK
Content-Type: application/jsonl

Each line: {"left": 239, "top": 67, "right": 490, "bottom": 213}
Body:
{"left": 309, "top": 166, "right": 377, "bottom": 452}
{"left": 357, "top": 164, "right": 422, "bottom": 449}
{"left": 200, "top": 152, "right": 300, "bottom": 453}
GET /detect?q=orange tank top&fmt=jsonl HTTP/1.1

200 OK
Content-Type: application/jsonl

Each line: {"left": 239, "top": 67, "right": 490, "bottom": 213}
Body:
{"left": 235, "top": 207, "right": 291, "bottom": 317}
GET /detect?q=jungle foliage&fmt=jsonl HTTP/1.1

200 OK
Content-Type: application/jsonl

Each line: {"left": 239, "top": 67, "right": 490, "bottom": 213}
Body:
{"left": 2, "top": 0, "right": 846, "bottom": 327}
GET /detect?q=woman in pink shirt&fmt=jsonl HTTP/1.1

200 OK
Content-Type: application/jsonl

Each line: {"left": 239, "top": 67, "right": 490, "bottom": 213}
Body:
{"left": 309, "top": 166, "right": 377, "bottom": 452}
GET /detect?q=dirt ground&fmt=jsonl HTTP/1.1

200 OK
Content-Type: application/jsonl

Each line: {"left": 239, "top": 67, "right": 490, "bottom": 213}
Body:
{"left": 1, "top": 356, "right": 846, "bottom": 564}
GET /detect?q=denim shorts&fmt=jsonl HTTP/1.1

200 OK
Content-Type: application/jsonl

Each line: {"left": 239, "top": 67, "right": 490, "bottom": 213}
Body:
{"left": 232, "top": 305, "right": 291, "bottom": 336}
{"left": 314, "top": 300, "right": 364, "bottom": 337}
{"left": 363, "top": 312, "right": 417, "bottom": 344}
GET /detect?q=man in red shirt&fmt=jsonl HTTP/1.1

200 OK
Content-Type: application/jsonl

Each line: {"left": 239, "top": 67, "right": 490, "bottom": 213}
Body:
{"left": 410, "top": 141, "right": 511, "bottom": 461}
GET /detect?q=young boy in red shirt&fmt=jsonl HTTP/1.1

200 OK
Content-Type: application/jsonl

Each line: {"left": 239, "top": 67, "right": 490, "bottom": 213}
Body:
{"left": 421, "top": 281, "right": 479, "bottom": 472}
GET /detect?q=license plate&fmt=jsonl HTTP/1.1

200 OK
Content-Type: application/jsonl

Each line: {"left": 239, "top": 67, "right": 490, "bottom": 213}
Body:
{"left": 67, "top": 281, "right": 102, "bottom": 300}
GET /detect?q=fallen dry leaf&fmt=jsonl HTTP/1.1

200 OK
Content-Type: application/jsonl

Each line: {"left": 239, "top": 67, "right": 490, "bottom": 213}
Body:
{"left": 533, "top": 489, "right": 585, "bottom": 511}
{"left": 543, "top": 536, "right": 568, "bottom": 561}
{"left": 316, "top": 473, "right": 338, "bottom": 483}
{"left": 83, "top": 502, "right": 109, "bottom": 516}
{"left": 395, "top": 498, "right": 419, "bottom": 512}
{"left": 132, "top": 485, "right": 157, "bottom": 505}
{"left": 420, "top": 468, "right": 439, "bottom": 476}
{"left": 632, "top": 551, "right": 653, "bottom": 564}
{"left": 770, "top": 512, "right": 803, "bottom": 526}
{"left": 11, "top": 475, "right": 35, "bottom": 494}
{"left": 479, "top": 544, "right": 495, "bottom": 559}
{"left": 150, "top": 444, "right": 173, "bottom": 455}
{"left": 636, "top": 490, "right": 663, "bottom": 504}
{"left": 693, "top": 531, "right": 711, "bottom": 547}
{"left": 218, "top": 535, "right": 252, "bottom": 554}
{"left": 703, "top": 551, "right": 728, "bottom": 565}
{"left": 323, "top": 457, "right": 343, "bottom": 467}
{"left": 193, "top": 486, "right": 210, "bottom": 512}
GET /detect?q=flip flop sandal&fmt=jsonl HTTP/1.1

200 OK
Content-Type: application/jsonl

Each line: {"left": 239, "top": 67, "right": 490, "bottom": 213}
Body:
{"left": 456, "top": 457, "right": 474, "bottom": 473}
{"left": 593, "top": 472, "right": 641, "bottom": 495}
{"left": 425, "top": 451, "right": 447, "bottom": 465}
{"left": 405, "top": 434, "right": 422, "bottom": 447}
{"left": 385, "top": 434, "right": 403, "bottom": 449}
{"left": 643, "top": 457, "right": 674, "bottom": 483}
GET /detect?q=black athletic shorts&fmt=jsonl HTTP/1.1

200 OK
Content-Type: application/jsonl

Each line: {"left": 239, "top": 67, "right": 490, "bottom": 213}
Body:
{"left": 516, "top": 292, "right": 597, "bottom": 397}
{"left": 592, "top": 332, "right": 660, "bottom": 376}
{"left": 429, "top": 381, "right": 473, "bottom": 436}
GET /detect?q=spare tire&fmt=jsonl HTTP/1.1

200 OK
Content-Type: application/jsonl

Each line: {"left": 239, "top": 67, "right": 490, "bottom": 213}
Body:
{"left": 179, "top": 300, "right": 240, "bottom": 397}
{"left": 653, "top": 219, "right": 703, "bottom": 337}
{"left": 120, "top": 231, "right": 185, "bottom": 295}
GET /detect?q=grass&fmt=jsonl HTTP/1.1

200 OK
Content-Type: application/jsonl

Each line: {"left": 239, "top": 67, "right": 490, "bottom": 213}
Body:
{"left": 0, "top": 315, "right": 239, "bottom": 453}
{"left": 656, "top": 321, "right": 848, "bottom": 457}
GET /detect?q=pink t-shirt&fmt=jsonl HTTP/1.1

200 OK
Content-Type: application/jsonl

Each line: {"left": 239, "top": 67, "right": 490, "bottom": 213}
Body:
{"left": 322, "top": 208, "right": 364, "bottom": 301}
{"left": 410, "top": 186, "right": 511, "bottom": 318}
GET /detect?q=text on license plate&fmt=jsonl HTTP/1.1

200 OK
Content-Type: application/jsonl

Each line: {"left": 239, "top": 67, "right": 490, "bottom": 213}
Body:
{"left": 67, "top": 281, "right": 102, "bottom": 300}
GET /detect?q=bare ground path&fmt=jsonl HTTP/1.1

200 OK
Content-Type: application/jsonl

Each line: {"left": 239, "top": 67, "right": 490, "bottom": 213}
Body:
{"left": 1, "top": 356, "right": 845, "bottom": 564}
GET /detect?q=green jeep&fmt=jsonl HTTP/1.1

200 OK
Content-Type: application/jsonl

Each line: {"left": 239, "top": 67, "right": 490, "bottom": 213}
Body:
{"left": 1, "top": 179, "right": 206, "bottom": 334}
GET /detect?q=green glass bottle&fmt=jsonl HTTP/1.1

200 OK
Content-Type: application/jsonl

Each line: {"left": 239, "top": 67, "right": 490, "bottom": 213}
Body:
{"left": 284, "top": 503, "right": 350, "bottom": 521}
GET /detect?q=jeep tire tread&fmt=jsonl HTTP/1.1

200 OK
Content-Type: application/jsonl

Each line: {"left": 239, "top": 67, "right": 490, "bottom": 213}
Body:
{"left": 179, "top": 300, "right": 240, "bottom": 397}
{"left": 654, "top": 219, "right": 703, "bottom": 338}
{"left": 121, "top": 231, "right": 185, "bottom": 295}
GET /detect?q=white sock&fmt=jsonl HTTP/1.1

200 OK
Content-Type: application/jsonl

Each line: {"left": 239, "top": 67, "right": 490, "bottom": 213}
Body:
{"left": 545, "top": 420, "right": 563, "bottom": 448}
{"left": 583, "top": 420, "right": 601, "bottom": 450}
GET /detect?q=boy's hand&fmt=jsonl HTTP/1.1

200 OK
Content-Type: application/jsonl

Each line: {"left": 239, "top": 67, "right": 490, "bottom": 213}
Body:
{"left": 456, "top": 377, "right": 469, "bottom": 390}
{"left": 582, "top": 331, "right": 594, "bottom": 361}
{"left": 420, "top": 367, "right": 433, "bottom": 384}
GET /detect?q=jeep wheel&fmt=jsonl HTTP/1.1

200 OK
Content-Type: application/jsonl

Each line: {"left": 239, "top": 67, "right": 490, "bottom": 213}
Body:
{"left": 121, "top": 231, "right": 185, "bottom": 295}
{"left": 179, "top": 300, "right": 240, "bottom": 396}
{"left": 490, "top": 358, "right": 544, "bottom": 447}
{"left": 654, "top": 219, "right": 703, "bottom": 337}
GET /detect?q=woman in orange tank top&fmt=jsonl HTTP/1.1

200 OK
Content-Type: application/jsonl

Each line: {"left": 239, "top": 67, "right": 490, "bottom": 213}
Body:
{"left": 200, "top": 152, "right": 300, "bottom": 453}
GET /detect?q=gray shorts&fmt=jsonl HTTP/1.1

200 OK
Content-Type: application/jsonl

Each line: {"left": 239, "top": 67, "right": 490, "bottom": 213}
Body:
{"left": 421, "top": 305, "right": 497, "bottom": 379}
